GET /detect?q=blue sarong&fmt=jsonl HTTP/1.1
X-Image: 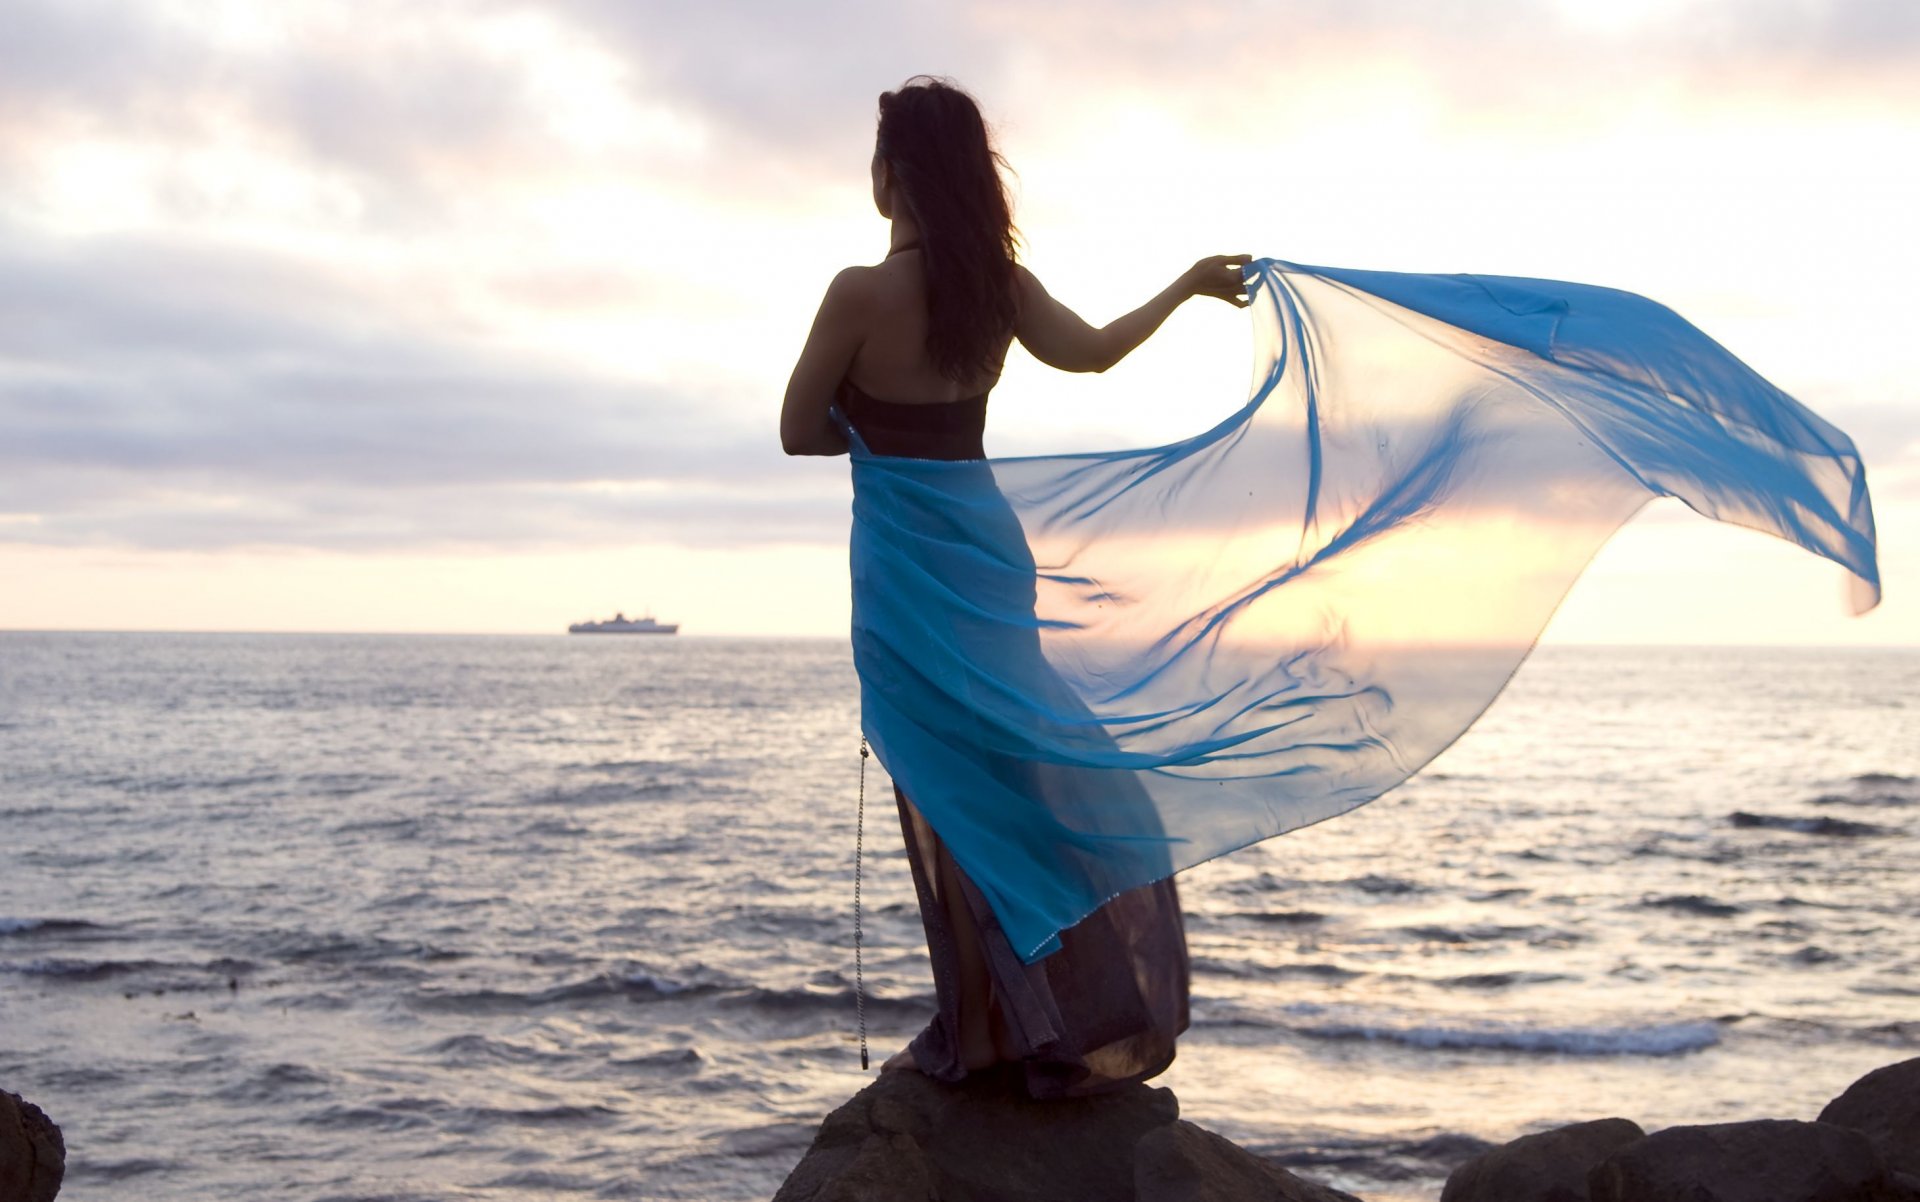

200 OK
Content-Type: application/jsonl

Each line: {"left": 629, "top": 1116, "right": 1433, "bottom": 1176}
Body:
{"left": 847, "top": 258, "right": 1880, "bottom": 963}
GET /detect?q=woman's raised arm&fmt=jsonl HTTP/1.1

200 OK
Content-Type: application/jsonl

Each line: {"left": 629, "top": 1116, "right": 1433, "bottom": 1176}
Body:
{"left": 1014, "top": 255, "right": 1249, "bottom": 374}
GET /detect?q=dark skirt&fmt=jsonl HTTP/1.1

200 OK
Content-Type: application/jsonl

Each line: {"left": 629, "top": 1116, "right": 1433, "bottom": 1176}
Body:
{"left": 894, "top": 788, "right": 1191, "bottom": 1099}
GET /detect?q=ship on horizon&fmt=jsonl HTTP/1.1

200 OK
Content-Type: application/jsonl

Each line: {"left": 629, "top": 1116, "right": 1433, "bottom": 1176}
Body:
{"left": 567, "top": 611, "right": 679, "bottom": 635}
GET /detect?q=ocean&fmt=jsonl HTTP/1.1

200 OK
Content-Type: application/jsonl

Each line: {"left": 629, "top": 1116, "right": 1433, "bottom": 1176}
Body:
{"left": 1, "top": 633, "right": 1915, "bottom": 1200}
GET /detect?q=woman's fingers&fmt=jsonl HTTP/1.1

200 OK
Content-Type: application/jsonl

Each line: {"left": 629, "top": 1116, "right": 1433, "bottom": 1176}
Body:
{"left": 1192, "top": 254, "right": 1253, "bottom": 306}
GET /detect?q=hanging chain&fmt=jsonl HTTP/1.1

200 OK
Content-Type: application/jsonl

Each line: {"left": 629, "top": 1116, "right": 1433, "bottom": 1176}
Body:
{"left": 854, "top": 735, "right": 870, "bottom": 1070}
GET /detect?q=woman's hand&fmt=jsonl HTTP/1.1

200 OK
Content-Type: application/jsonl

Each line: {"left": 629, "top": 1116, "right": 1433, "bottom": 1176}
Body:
{"left": 1182, "top": 254, "right": 1253, "bottom": 308}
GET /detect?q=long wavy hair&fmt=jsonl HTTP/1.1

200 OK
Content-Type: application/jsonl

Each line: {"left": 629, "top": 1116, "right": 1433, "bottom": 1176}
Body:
{"left": 875, "top": 77, "right": 1019, "bottom": 384}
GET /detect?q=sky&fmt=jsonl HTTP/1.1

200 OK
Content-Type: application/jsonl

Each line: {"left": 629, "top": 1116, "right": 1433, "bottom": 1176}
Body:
{"left": 1, "top": 0, "right": 1915, "bottom": 641}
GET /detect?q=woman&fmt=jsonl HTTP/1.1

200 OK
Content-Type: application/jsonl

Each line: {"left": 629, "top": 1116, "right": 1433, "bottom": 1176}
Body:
{"left": 779, "top": 76, "right": 1248, "bottom": 1098}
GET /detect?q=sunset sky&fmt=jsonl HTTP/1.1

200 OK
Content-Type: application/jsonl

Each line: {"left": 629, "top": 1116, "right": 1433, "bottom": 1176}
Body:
{"left": 2, "top": 0, "right": 1914, "bottom": 641}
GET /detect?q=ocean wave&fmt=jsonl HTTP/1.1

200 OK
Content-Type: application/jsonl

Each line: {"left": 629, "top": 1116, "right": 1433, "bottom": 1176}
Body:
{"left": 1853, "top": 772, "right": 1915, "bottom": 786}
{"left": 1218, "top": 871, "right": 1305, "bottom": 895}
{"left": 719, "top": 1120, "right": 821, "bottom": 1157}
{"left": 296, "top": 770, "right": 393, "bottom": 798}
{"left": 1258, "top": 1130, "right": 1495, "bottom": 1180}
{"left": 528, "top": 780, "right": 681, "bottom": 807}
{"left": 424, "top": 1033, "right": 578, "bottom": 1067}
{"left": 0, "top": 956, "right": 171, "bottom": 981}
{"left": 411, "top": 968, "right": 734, "bottom": 1013}
{"left": 584, "top": 757, "right": 674, "bottom": 775}
{"left": 0, "top": 917, "right": 105, "bottom": 936}
{"left": 1730, "top": 811, "right": 1886, "bottom": 837}
{"left": 1466, "top": 887, "right": 1530, "bottom": 902}
{"left": 1397, "top": 923, "right": 1581, "bottom": 946}
{"left": 519, "top": 817, "right": 589, "bottom": 838}
{"left": 1812, "top": 775, "right": 1916, "bottom": 807}
{"left": 478, "top": 1171, "right": 603, "bottom": 1192}
{"left": 265, "top": 932, "right": 466, "bottom": 965}
{"left": 1640, "top": 894, "right": 1744, "bottom": 918}
{"left": 331, "top": 815, "right": 426, "bottom": 839}
{"left": 1787, "top": 946, "right": 1842, "bottom": 966}
{"left": 719, "top": 984, "right": 937, "bottom": 1016}
{"left": 214, "top": 1062, "right": 339, "bottom": 1105}
{"left": 1852, "top": 982, "right": 1920, "bottom": 997}
{"left": 1347, "top": 874, "right": 1427, "bottom": 895}
{"left": 91, "top": 770, "right": 283, "bottom": 795}
{"left": 65, "top": 1157, "right": 179, "bottom": 1182}
{"left": 1191, "top": 956, "right": 1363, "bottom": 982}
{"left": 1298, "top": 1018, "right": 1721, "bottom": 1056}
{"left": 612, "top": 1047, "right": 703, "bottom": 1070}
{"left": 614, "top": 835, "right": 699, "bottom": 857}
{"left": 414, "top": 977, "right": 662, "bottom": 1012}
{"left": 1629, "top": 837, "right": 1747, "bottom": 865}
{"left": 1438, "top": 971, "right": 1577, "bottom": 989}
{"left": 1222, "top": 909, "right": 1327, "bottom": 925}
{"left": 302, "top": 1101, "right": 445, "bottom": 1133}
{"left": 1812, "top": 792, "right": 1915, "bottom": 808}
{"left": 455, "top": 1102, "right": 619, "bottom": 1128}
{"left": 625, "top": 970, "right": 712, "bottom": 996}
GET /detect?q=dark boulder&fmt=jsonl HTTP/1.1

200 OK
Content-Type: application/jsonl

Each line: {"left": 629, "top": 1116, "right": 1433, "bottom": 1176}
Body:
{"left": 0, "top": 1090, "right": 65, "bottom": 1202}
{"left": 1820, "top": 1057, "right": 1920, "bottom": 1178}
{"left": 774, "top": 1067, "right": 1359, "bottom": 1202}
{"left": 1441, "top": 1117, "right": 1645, "bottom": 1202}
{"left": 1587, "top": 1119, "right": 1904, "bottom": 1202}
{"left": 1135, "top": 1120, "right": 1362, "bottom": 1202}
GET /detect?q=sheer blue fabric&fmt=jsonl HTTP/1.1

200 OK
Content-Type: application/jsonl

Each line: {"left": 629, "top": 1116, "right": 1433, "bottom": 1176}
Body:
{"left": 844, "top": 258, "right": 1881, "bottom": 964}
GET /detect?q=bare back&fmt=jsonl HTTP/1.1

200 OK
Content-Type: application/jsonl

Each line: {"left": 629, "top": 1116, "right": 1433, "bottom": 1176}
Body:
{"left": 843, "top": 250, "right": 1011, "bottom": 404}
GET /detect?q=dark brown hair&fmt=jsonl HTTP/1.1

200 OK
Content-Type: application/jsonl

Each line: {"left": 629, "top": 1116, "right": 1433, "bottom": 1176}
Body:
{"left": 876, "top": 77, "right": 1019, "bottom": 384}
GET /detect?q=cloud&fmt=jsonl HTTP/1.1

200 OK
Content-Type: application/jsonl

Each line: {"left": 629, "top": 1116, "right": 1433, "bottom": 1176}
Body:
{"left": 0, "top": 0, "right": 1914, "bottom": 565}
{"left": 0, "top": 0, "right": 671, "bottom": 221}
{"left": 550, "top": 0, "right": 1002, "bottom": 155}
{"left": 0, "top": 218, "right": 844, "bottom": 552}
{"left": 5, "top": 0, "right": 1917, "bottom": 220}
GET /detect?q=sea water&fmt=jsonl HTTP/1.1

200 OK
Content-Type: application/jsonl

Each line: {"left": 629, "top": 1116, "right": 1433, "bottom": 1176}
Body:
{"left": 1, "top": 634, "right": 1915, "bottom": 1200}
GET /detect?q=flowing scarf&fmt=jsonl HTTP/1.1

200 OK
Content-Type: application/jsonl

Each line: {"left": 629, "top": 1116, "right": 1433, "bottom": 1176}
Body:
{"left": 844, "top": 258, "right": 1881, "bottom": 964}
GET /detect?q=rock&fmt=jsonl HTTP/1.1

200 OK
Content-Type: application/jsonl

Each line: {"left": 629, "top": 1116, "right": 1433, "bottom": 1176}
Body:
{"left": 1135, "top": 1121, "right": 1364, "bottom": 1202}
{"left": 801, "top": 1131, "right": 939, "bottom": 1202}
{"left": 0, "top": 1090, "right": 65, "bottom": 1202}
{"left": 1820, "top": 1057, "right": 1920, "bottom": 1178}
{"left": 1587, "top": 1119, "right": 1904, "bottom": 1202}
{"left": 1441, "top": 1117, "right": 1645, "bottom": 1202}
{"left": 774, "top": 1067, "right": 1358, "bottom": 1202}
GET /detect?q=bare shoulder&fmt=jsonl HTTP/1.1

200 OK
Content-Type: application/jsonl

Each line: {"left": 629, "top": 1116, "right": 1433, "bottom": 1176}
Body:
{"left": 1012, "top": 264, "right": 1065, "bottom": 325}
{"left": 825, "top": 263, "right": 882, "bottom": 306}
{"left": 1011, "top": 263, "right": 1068, "bottom": 327}
{"left": 810, "top": 264, "right": 884, "bottom": 336}
{"left": 1012, "top": 263, "right": 1046, "bottom": 305}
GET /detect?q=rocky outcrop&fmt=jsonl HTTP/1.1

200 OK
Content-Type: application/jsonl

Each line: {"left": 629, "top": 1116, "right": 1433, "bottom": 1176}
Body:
{"left": 0, "top": 1090, "right": 65, "bottom": 1202}
{"left": 1819, "top": 1056, "right": 1920, "bottom": 1180}
{"left": 1585, "top": 1119, "right": 1907, "bottom": 1202}
{"left": 782, "top": 1057, "right": 1920, "bottom": 1202}
{"left": 1441, "top": 1117, "right": 1644, "bottom": 1202}
{"left": 1431, "top": 1058, "right": 1920, "bottom": 1202}
{"left": 1134, "top": 1121, "right": 1361, "bottom": 1202}
{"left": 772, "top": 1066, "right": 1360, "bottom": 1202}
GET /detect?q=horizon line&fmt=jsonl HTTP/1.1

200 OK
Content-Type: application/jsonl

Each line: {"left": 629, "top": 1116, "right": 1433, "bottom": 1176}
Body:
{"left": 1, "top": 627, "right": 1915, "bottom": 650}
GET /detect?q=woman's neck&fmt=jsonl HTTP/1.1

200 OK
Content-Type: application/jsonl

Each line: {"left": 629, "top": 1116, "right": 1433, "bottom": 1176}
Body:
{"left": 887, "top": 212, "right": 922, "bottom": 257}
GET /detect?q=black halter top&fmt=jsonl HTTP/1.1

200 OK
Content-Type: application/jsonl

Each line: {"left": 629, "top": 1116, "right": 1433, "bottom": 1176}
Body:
{"left": 838, "top": 379, "right": 988, "bottom": 461}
